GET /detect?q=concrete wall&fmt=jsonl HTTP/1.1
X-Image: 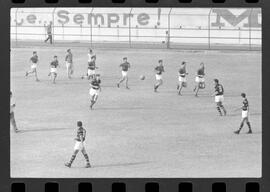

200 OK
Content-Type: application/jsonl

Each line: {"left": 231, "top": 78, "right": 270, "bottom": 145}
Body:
{"left": 10, "top": 8, "right": 261, "bottom": 46}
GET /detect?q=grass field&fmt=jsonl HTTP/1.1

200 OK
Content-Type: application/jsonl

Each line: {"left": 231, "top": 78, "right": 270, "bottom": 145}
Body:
{"left": 10, "top": 46, "right": 261, "bottom": 178}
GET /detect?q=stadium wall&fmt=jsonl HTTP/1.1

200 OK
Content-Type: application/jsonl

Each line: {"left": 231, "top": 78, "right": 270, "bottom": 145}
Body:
{"left": 10, "top": 8, "right": 261, "bottom": 50}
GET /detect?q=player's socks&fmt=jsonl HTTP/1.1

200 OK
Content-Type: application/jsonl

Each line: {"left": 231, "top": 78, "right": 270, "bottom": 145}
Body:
{"left": 177, "top": 85, "right": 180, "bottom": 90}
{"left": 221, "top": 106, "right": 227, "bottom": 116}
{"left": 234, "top": 130, "right": 240, "bottom": 134}
{"left": 216, "top": 106, "right": 222, "bottom": 116}
{"left": 247, "top": 122, "right": 252, "bottom": 133}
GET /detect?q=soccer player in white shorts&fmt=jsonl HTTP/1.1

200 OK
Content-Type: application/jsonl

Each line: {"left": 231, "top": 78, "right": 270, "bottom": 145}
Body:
{"left": 89, "top": 74, "right": 101, "bottom": 110}
{"left": 193, "top": 62, "right": 205, "bottom": 97}
{"left": 48, "top": 56, "right": 59, "bottom": 84}
{"left": 117, "top": 57, "right": 131, "bottom": 89}
{"left": 234, "top": 93, "right": 252, "bottom": 134}
{"left": 177, "top": 61, "right": 188, "bottom": 95}
{"left": 154, "top": 59, "right": 165, "bottom": 92}
{"left": 65, "top": 49, "right": 73, "bottom": 79}
{"left": 25, "top": 51, "right": 40, "bottom": 82}
{"left": 65, "top": 121, "right": 91, "bottom": 168}
{"left": 212, "top": 79, "right": 227, "bottom": 116}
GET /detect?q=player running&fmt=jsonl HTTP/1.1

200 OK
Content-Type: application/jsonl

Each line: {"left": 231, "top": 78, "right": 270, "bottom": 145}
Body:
{"left": 82, "top": 55, "right": 98, "bottom": 80}
{"left": 65, "top": 49, "right": 73, "bottom": 79}
{"left": 10, "top": 91, "right": 18, "bottom": 133}
{"left": 212, "top": 79, "right": 227, "bottom": 116}
{"left": 89, "top": 74, "right": 101, "bottom": 110}
{"left": 177, "top": 61, "right": 188, "bottom": 95}
{"left": 154, "top": 59, "right": 165, "bottom": 92}
{"left": 234, "top": 93, "right": 252, "bottom": 134}
{"left": 25, "top": 51, "right": 40, "bottom": 82}
{"left": 48, "top": 56, "right": 59, "bottom": 84}
{"left": 117, "top": 57, "right": 131, "bottom": 89}
{"left": 193, "top": 62, "right": 205, "bottom": 97}
{"left": 65, "top": 121, "right": 91, "bottom": 168}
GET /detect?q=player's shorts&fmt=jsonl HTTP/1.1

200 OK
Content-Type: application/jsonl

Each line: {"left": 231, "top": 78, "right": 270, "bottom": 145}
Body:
{"left": 122, "top": 71, "right": 128, "bottom": 77}
{"left": 88, "top": 69, "right": 95, "bottom": 76}
{"left": 178, "top": 76, "right": 187, "bottom": 82}
{"left": 89, "top": 88, "right": 99, "bottom": 96}
{"left": 195, "top": 76, "right": 205, "bottom": 83}
{"left": 155, "top": 74, "right": 162, "bottom": 81}
{"left": 50, "top": 67, "right": 57, "bottom": 73}
{"left": 31, "top": 64, "right": 37, "bottom": 69}
{"left": 242, "top": 110, "right": 249, "bottom": 118}
{"left": 215, "top": 95, "right": 224, "bottom": 103}
{"left": 74, "top": 141, "right": 85, "bottom": 151}
{"left": 66, "top": 62, "right": 72, "bottom": 69}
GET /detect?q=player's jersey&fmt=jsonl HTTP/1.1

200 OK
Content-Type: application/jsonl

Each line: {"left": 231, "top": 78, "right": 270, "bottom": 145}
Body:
{"left": 75, "top": 127, "right": 86, "bottom": 142}
{"left": 242, "top": 98, "right": 249, "bottom": 111}
{"left": 10, "top": 97, "right": 15, "bottom": 114}
{"left": 155, "top": 65, "right": 164, "bottom": 75}
{"left": 65, "top": 53, "right": 73, "bottom": 63}
{"left": 197, "top": 67, "right": 205, "bottom": 77}
{"left": 215, "top": 84, "right": 224, "bottom": 96}
{"left": 179, "top": 66, "right": 186, "bottom": 77}
{"left": 50, "top": 60, "right": 59, "bottom": 68}
{"left": 88, "top": 61, "right": 96, "bottom": 70}
{"left": 120, "top": 62, "right": 130, "bottom": 71}
{"left": 30, "top": 55, "right": 38, "bottom": 63}
{"left": 91, "top": 79, "right": 101, "bottom": 90}
{"left": 46, "top": 25, "right": 52, "bottom": 34}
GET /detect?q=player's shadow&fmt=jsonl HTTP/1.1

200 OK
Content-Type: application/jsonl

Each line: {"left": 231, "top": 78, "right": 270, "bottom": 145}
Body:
{"left": 18, "top": 127, "right": 70, "bottom": 133}
{"left": 94, "top": 107, "right": 150, "bottom": 110}
{"left": 93, "top": 161, "right": 151, "bottom": 168}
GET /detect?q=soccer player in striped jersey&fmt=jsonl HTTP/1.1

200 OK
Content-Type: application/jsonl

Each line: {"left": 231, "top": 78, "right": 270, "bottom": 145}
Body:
{"left": 154, "top": 59, "right": 165, "bottom": 92}
{"left": 193, "top": 62, "right": 205, "bottom": 97}
{"left": 177, "top": 61, "right": 188, "bottom": 95}
{"left": 48, "top": 56, "right": 59, "bottom": 84}
{"left": 25, "top": 51, "right": 40, "bottom": 82}
{"left": 65, "top": 49, "right": 73, "bottom": 79}
{"left": 82, "top": 55, "right": 98, "bottom": 80}
{"left": 117, "top": 57, "right": 131, "bottom": 89}
{"left": 234, "top": 93, "right": 252, "bottom": 134}
{"left": 65, "top": 121, "right": 91, "bottom": 168}
{"left": 212, "top": 79, "right": 227, "bottom": 116}
{"left": 89, "top": 74, "right": 101, "bottom": 110}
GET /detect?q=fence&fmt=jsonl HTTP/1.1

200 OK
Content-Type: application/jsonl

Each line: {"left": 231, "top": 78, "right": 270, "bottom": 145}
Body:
{"left": 10, "top": 8, "right": 261, "bottom": 50}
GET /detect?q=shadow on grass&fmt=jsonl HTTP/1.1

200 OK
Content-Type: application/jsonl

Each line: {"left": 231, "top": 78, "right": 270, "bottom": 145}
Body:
{"left": 93, "top": 161, "right": 151, "bottom": 168}
{"left": 18, "top": 127, "right": 70, "bottom": 133}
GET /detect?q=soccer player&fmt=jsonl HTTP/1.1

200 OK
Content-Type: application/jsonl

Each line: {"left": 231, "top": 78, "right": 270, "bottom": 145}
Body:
{"left": 234, "top": 93, "right": 252, "bottom": 134}
{"left": 65, "top": 121, "right": 91, "bottom": 168}
{"left": 193, "top": 62, "right": 205, "bottom": 97}
{"left": 82, "top": 55, "right": 98, "bottom": 80}
{"left": 88, "top": 48, "right": 96, "bottom": 61}
{"left": 117, "top": 57, "right": 131, "bottom": 89}
{"left": 10, "top": 91, "right": 18, "bottom": 133}
{"left": 65, "top": 49, "right": 73, "bottom": 79}
{"left": 44, "top": 21, "right": 53, "bottom": 44}
{"left": 89, "top": 74, "right": 101, "bottom": 110}
{"left": 154, "top": 59, "right": 165, "bottom": 92}
{"left": 177, "top": 61, "right": 188, "bottom": 95}
{"left": 25, "top": 51, "right": 39, "bottom": 82}
{"left": 48, "top": 56, "right": 59, "bottom": 84}
{"left": 212, "top": 79, "right": 227, "bottom": 116}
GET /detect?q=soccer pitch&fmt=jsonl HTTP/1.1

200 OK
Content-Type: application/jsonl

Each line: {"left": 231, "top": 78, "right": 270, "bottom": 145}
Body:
{"left": 10, "top": 46, "right": 261, "bottom": 178}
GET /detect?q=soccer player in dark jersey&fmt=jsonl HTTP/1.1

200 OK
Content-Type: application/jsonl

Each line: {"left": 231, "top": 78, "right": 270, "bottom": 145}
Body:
{"left": 117, "top": 57, "right": 131, "bottom": 89}
{"left": 177, "top": 61, "right": 188, "bottom": 95}
{"left": 154, "top": 59, "right": 165, "bottom": 92}
{"left": 48, "top": 56, "right": 59, "bottom": 84}
{"left": 212, "top": 79, "right": 227, "bottom": 116}
{"left": 25, "top": 51, "right": 39, "bottom": 82}
{"left": 89, "top": 74, "right": 101, "bottom": 110}
{"left": 65, "top": 49, "right": 73, "bottom": 79}
{"left": 65, "top": 121, "right": 91, "bottom": 168}
{"left": 234, "top": 93, "right": 252, "bottom": 134}
{"left": 82, "top": 56, "right": 98, "bottom": 80}
{"left": 10, "top": 91, "right": 18, "bottom": 133}
{"left": 193, "top": 62, "right": 205, "bottom": 97}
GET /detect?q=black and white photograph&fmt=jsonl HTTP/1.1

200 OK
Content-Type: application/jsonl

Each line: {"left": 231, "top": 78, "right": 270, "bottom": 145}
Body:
{"left": 10, "top": 7, "right": 261, "bottom": 178}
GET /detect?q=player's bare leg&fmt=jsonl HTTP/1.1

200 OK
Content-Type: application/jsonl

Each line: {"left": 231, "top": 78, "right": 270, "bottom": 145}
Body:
{"left": 52, "top": 73, "right": 57, "bottom": 84}
{"left": 117, "top": 77, "right": 126, "bottom": 88}
{"left": 194, "top": 84, "right": 200, "bottom": 97}
{"left": 235, "top": 118, "right": 251, "bottom": 134}
{"left": 219, "top": 102, "right": 227, "bottom": 116}
{"left": 81, "top": 148, "right": 91, "bottom": 168}
{"left": 25, "top": 69, "right": 35, "bottom": 78}
{"left": 34, "top": 70, "right": 40, "bottom": 82}
{"left": 154, "top": 79, "right": 162, "bottom": 92}
{"left": 125, "top": 76, "right": 129, "bottom": 89}
{"left": 65, "top": 149, "right": 79, "bottom": 168}
{"left": 90, "top": 95, "right": 98, "bottom": 110}
{"left": 10, "top": 112, "right": 18, "bottom": 133}
{"left": 178, "top": 82, "right": 183, "bottom": 95}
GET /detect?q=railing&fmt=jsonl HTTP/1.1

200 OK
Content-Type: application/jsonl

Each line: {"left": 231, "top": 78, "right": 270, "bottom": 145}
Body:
{"left": 10, "top": 8, "right": 261, "bottom": 50}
